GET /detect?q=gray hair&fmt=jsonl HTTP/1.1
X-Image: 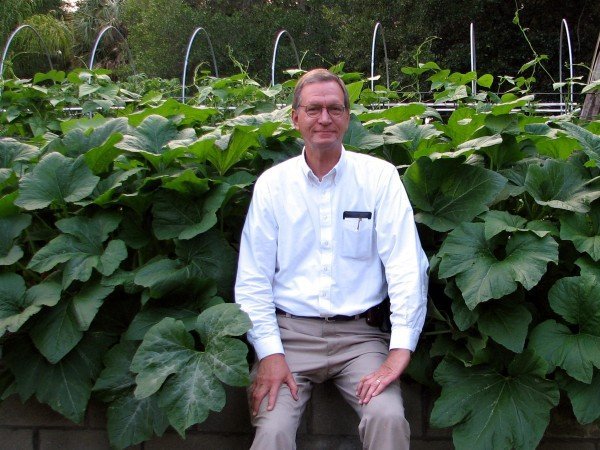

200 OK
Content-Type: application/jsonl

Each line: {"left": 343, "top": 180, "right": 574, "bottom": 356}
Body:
{"left": 292, "top": 68, "right": 350, "bottom": 110}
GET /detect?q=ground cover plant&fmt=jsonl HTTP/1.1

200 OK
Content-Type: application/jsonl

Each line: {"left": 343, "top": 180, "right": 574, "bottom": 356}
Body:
{"left": 0, "top": 64, "right": 599, "bottom": 449}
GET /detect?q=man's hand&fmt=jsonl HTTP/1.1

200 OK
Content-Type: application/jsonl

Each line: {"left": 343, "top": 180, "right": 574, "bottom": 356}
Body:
{"left": 355, "top": 348, "right": 411, "bottom": 405}
{"left": 250, "top": 353, "right": 299, "bottom": 416}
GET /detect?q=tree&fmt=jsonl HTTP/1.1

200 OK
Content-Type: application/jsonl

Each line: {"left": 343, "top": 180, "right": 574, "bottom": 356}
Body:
{"left": 72, "top": 0, "right": 126, "bottom": 67}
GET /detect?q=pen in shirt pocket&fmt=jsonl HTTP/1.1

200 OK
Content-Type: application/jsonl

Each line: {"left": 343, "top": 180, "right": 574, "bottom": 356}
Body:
{"left": 343, "top": 211, "right": 372, "bottom": 230}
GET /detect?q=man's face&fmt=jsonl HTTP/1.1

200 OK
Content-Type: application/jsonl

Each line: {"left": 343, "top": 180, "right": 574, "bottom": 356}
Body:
{"left": 291, "top": 81, "right": 350, "bottom": 153}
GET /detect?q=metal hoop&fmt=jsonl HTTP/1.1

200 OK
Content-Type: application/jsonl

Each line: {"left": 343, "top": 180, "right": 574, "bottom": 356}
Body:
{"left": 559, "top": 19, "right": 574, "bottom": 113}
{"left": 271, "top": 30, "right": 300, "bottom": 86}
{"left": 0, "top": 24, "right": 54, "bottom": 79}
{"left": 88, "top": 25, "right": 135, "bottom": 73}
{"left": 370, "top": 22, "right": 390, "bottom": 91}
{"left": 470, "top": 22, "right": 477, "bottom": 95}
{"left": 181, "top": 27, "right": 219, "bottom": 103}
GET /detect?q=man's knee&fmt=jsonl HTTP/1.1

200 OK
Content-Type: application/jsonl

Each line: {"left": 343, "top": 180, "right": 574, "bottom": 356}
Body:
{"left": 358, "top": 391, "right": 410, "bottom": 437}
{"left": 361, "top": 401, "right": 407, "bottom": 425}
{"left": 252, "top": 411, "right": 299, "bottom": 450}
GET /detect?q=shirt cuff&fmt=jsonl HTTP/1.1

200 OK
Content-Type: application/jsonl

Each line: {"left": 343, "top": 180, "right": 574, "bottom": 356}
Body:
{"left": 389, "top": 326, "right": 422, "bottom": 352}
{"left": 252, "top": 335, "right": 285, "bottom": 360}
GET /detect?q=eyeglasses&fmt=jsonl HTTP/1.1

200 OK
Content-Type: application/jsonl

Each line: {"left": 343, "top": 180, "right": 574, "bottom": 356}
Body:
{"left": 298, "top": 104, "right": 346, "bottom": 118}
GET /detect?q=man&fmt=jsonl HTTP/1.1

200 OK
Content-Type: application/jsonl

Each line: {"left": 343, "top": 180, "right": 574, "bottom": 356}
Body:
{"left": 235, "top": 68, "right": 428, "bottom": 450}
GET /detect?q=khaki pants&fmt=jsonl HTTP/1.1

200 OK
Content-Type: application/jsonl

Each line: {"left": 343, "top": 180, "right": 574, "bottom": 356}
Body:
{"left": 249, "top": 315, "right": 410, "bottom": 450}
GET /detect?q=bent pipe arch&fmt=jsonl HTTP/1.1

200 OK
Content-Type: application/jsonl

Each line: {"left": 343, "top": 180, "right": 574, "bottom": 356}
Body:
{"left": 470, "top": 22, "right": 477, "bottom": 95}
{"left": 0, "top": 24, "right": 54, "bottom": 79}
{"left": 181, "top": 27, "right": 219, "bottom": 103}
{"left": 88, "top": 25, "right": 135, "bottom": 73}
{"left": 271, "top": 30, "right": 300, "bottom": 87}
{"left": 559, "top": 18, "right": 574, "bottom": 113}
{"left": 370, "top": 22, "right": 390, "bottom": 92}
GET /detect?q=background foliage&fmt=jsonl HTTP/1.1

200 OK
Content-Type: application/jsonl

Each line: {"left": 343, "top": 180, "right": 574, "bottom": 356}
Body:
{"left": 1, "top": 58, "right": 600, "bottom": 448}
{"left": 2, "top": 2, "right": 600, "bottom": 449}
{"left": 1, "top": 0, "right": 599, "bottom": 92}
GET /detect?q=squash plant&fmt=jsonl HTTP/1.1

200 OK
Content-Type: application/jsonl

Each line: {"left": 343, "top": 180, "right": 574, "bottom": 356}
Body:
{"left": 1, "top": 66, "right": 599, "bottom": 450}
{"left": 0, "top": 71, "right": 300, "bottom": 447}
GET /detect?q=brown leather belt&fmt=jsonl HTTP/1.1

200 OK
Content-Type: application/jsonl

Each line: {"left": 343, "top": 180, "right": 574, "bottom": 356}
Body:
{"left": 275, "top": 307, "right": 367, "bottom": 322}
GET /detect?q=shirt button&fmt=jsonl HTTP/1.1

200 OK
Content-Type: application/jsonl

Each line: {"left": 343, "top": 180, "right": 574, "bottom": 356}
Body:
{"left": 321, "top": 291, "right": 327, "bottom": 297}
{"left": 323, "top": 240, "right": 329, "bottom": 247}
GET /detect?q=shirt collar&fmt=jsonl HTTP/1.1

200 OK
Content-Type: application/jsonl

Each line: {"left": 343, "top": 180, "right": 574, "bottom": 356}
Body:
{"left": 299, "top": 146, "right": 347, "bottom": 186}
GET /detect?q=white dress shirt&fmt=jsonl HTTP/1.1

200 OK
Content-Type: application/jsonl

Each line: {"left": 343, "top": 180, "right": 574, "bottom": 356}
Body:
{"left": 235, "top": 147, "right": 429, "bottom": 360}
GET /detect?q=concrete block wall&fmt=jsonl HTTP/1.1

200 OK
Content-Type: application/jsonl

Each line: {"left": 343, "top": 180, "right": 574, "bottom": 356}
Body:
{"left": 0, "top": 381, "right": 598, "bottom": 449}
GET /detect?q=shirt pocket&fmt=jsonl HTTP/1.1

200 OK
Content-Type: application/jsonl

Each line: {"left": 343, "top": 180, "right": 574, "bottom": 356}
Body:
{"left": 340, "top": 216, "right": 373, "bottom": 260}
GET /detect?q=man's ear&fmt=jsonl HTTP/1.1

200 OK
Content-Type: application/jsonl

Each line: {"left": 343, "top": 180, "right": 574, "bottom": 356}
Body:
{"left": 291, "top": 109, "right": 299, "bottom": 129}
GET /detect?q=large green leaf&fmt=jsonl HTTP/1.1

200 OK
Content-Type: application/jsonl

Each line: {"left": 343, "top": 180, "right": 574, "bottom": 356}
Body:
{"left": 524, "top": 159, "right": 600, "bottom": 213}
{"left": 430, "top": 353, "right": 559, "bottom": 450}
{"left": 0, "top": 273, "right": 61, "bottom": 337}
{"left": 126, "top": 98, "right": 217, "bottom": 127}
{"left": 0, "top": 137, "right": 40, "bottom": 169}
{"left": 60, "top": 117, "right": 127, "bottom": 158}
{"left": 343, "top": 116, "right": 384, "bottom": 151}
{"left": 484, "top": 114, "right": 520, "bottom": 136}
{"left": 88, "top": 168, "right": 145, "bottom": 206}
{"left": 478, "top": 134, "right": 525, "bottom": 170}
{"left": 0, "top": 213, "right": 31, "bottom": 265}
{"left": 559, "top": 205, "right": 600, "bottom": 261}
{"left": 134, "top": 228, "right": 237, "bottom": 298}
{"left": 93, "top": 341, "right": 138, "bottom": 402}
{"left": 130, "top": 304, "right": 250, "bottom": 436}
{"left": 529, "top": 275, "right": 600, "bottom": 383}
{"left": 151, "top": 185, "right": 228, "bottom": 240}
{"left": 161, "top": 168, "right": 210, "bottom": 196}
{"left": 27, "top": 212, "right": 127, "bottom": 288}
{"left": 116, "top": 114, "right": 196, "bottom": 168}
{"left": 15, "top": 152, "right": 100, "bottom": 210}
{"left": 117, "top": 114, "right": 176, "bottom": 153}
{"left": 576, "top": 256, "right": 600, "bottom": 278}
{"left": 206, "top": 128, "right": 259, "bottom": 175}
{"left": 130, "top": 317, "right": 195, "bottom": 399}
{"left": 558, "top": 121, "right": 600, "bottom": 166}
{"left": 559, "top": 371, "right": 600, "bottom": 425}
{"left": 107, "top": 393, "right": 169, "bottom": 450}
{"left": 195, "top": 302, "right": 253, "bottom": 344}
{"left": 481, "top": 210, "right": 526, "bottom": 239}
{"left": 4, "top": 332, "right": 114, "bottom": 423}
{"left": 524, "top": 132, "right": 579, "bottom": 160}
{"left": 454, "top": 134, "right": 504, "bottom": 157}
{"left": 224, "top": 108, "right": 291, "bottom": 138}
{"left": 438, "top": 223, "right": 558, "bottom": 309}
{"left": 0, "top": 168, "right": 16, "bottom": 192}
{"left": 490, "top": 95, "right": 535, "bottom": 115}
{"left": 30, "top": 282, "right": 113, "bottom": 363}
{"left": 358, "top": 103, "right": 427, "bottom": 123}
{"left": 480, "top": 210, "right": 551, "bottom": 239}
{"left": 441, "top": 107, "right": 486, "bottom": 145}
{"left": 403, "top": 157, "right": 507, "bottom": 232}
{"left": 124, "top": 285, "right": 221, "bottom": 340}
{"left": 382, "top": 119, "right": 442, "bottom": 155}
{"left": 477, "top": 299, "right": 532, "bottom": 353}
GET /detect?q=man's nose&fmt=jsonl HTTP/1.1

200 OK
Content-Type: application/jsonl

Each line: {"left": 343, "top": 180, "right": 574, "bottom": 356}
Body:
{"left": 318, "top": 107, "right": 332, "bottom": 122}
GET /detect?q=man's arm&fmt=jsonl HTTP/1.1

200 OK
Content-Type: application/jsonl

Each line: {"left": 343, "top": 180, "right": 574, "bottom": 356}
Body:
{"left": 358, "top": 165, "right": 429, "bottom": 404}
{"left": 235, "top": 176, "right": 298, "bottom": 413}
{"left": 235, "top": 175, "right": 283, "bottom": 358}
